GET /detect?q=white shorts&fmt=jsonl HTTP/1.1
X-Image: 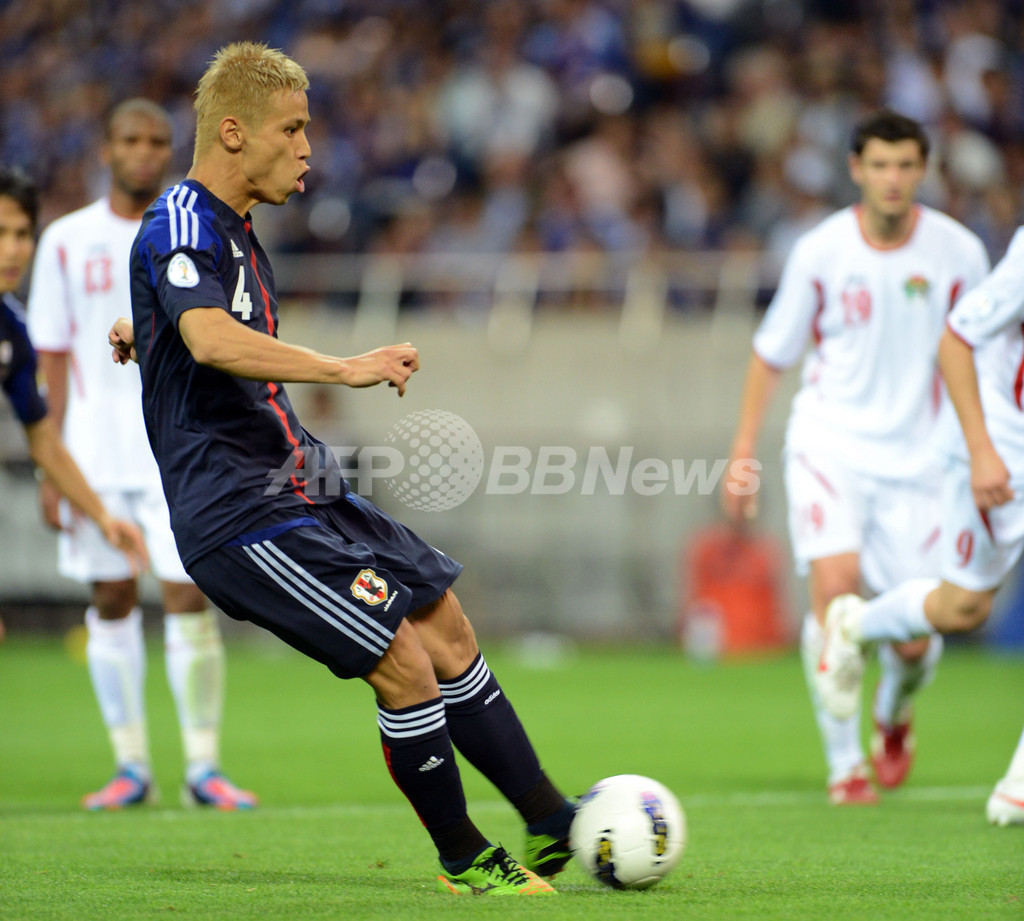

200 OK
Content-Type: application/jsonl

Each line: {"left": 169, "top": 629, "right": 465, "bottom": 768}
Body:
{"left": 783, "top": 450, "right": 943, "bottom": 593}
{"left": 58, "top": 486, "right": 190, "bottom": 584}
{"left": 940, "top": 457, "right": 1024, "bottom": 591}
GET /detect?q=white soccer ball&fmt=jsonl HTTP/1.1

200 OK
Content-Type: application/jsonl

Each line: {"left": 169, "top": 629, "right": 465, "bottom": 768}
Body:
{"left": 570, "top": 774, "right": 686, "bottom": 890}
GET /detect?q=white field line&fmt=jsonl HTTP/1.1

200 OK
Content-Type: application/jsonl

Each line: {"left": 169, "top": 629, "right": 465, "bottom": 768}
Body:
{"left": 4, "top": 785, "right": 992, "bottom": 823}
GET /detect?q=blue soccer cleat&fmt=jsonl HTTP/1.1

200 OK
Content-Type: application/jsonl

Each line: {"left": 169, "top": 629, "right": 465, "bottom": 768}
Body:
{"left": 82, "top": 766, "right": 156, "bottom": 811}
{"left": 182, "top": 769, "right": 258, "bottom": 810}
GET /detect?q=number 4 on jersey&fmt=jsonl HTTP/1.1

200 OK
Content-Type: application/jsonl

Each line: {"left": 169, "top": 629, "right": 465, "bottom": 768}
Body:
{"left": 232, "top": 266, "right": 253, "bottom": 321}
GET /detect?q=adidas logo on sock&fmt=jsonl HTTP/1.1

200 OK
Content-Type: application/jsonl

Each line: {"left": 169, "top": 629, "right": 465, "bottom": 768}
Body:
{"left": 418, "top": 755, "right": 445, "bottom": 773}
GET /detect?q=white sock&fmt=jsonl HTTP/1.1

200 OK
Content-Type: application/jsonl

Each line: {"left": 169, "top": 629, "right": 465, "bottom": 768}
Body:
{"left": 857, "top": 579, "right": 938, "bottom": 643}
{"left": 801, "top": 612, "right": 864, "bottom": 784}
{"left": 85, "top": 606, "right": 150, "bottom": 774}
{"left": 873, "top": 635, "right": 943, "bottom": 727}
{"left": 164, "top": 610, "right": 224, "bottom": 781}
{"left": 1003, "top": 726, "right": 1024, "bottom": 785}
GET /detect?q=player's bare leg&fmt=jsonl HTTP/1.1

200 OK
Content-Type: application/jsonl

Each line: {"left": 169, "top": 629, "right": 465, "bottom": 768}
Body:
{"left": 162, "top": 580, "right": 255, "bottom": 810}
{"left": 803, "top": 554, "right": 877, "bottom": 804}
{"left": 819, "top": 578, "right": 993, "bottom": 731}
{"left": 830, "top": 579, "right": 997, "bottom": 648}
{"left": 923, "top": 582, "right": 995, "bottom": 633}
{"left": 405, "top": 588, "right": 478, "bottom": 681}
{"left": 409, "top": 590, "right": 575, "bottom": 877}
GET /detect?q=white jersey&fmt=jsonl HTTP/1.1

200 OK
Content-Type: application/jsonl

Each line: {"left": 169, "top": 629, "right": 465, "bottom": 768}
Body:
{"left": 754, "top": 205, "right": 989, "bottom": 477}
{"left": 27, "top": 198, "right": 160, "bottom": 490}
{"left": 946, "top": 226, "right": 1024, "bottom": 475}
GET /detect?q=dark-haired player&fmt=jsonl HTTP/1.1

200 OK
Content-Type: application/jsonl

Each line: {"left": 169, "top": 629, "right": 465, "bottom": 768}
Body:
{"left": 721, "top": 109, "right": 990, "bottom": 803}
{"left": 0, "top": 167, "right": 147, "bottom": 644}
{"left": 817, "top": 224, "right": 1024, "bottom": 826}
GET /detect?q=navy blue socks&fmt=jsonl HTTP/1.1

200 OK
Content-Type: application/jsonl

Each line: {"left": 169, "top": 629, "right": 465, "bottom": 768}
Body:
{"left": 377, "top": 697, "right": 488, "bottom": 868}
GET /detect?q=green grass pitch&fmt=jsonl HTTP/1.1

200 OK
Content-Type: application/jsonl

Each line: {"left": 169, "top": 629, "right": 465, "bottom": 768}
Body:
{"left": 1, "top": 633, "right": 1021, "bottom": 920}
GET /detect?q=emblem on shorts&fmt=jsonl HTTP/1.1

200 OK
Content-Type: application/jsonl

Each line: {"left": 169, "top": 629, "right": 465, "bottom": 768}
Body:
{"left": 168, "top": 252, "right": 200, "bottom": 288}
{"left": 351, "top": 568, "right": 388, "bottom": 605}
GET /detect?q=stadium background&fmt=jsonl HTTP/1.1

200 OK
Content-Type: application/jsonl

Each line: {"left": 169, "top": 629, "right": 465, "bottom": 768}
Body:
{"left": 1, "top": 0, "right": 1023, "bottom": 648}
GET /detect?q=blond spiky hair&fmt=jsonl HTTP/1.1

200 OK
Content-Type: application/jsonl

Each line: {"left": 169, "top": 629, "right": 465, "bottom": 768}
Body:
{"left": 193, "top": 42, "right": 309, "bottom": 157}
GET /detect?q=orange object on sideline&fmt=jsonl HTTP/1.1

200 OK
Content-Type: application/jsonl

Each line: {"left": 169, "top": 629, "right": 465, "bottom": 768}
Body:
{"left": 679, "top": 522, "right": 791, "bottom": 657}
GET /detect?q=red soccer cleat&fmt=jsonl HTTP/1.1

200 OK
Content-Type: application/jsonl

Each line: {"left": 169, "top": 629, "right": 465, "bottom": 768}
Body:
{"left": 871, "top": 718, "right": 915, "bottom": 789}
{"left": 828, "top": 767, "right": 880, "bottom": 806}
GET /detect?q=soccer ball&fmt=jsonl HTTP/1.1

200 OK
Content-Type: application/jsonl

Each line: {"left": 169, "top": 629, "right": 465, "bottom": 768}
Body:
{"left": 570, "top": 774, "right": 686, "bottom": 890}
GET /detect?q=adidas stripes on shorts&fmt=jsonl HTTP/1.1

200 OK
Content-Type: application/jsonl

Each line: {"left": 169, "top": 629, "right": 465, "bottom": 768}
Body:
{"left": 188, "top": 493, "right": 463, "bottom": 679}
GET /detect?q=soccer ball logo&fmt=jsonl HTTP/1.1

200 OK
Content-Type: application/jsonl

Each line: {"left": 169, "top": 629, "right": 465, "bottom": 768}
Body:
{"left": 384, "top": 410, "right": 484, "bottom": 512}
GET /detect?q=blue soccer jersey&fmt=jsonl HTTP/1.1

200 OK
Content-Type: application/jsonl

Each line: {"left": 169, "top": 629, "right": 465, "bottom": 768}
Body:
{"left": 0, "top": 293, "right": 47, "bottom": 426}
{"left": 130, "top": 180, "right": 345, "bottom": 568}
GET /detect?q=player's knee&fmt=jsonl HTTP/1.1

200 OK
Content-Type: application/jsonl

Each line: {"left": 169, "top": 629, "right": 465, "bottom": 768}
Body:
{"left": 441, "top": 591, "right": 477, "bottom": 658}
{"left": 366, "top": 620, "right": 439, "bottom": 709}
{"left": 892, "top": 637, "right": 931, "bottom": 662}
{"left": 91, "top": 579, "right": 138, "bottom": 619}
{"left": 953, "top": 593, "right": 992, "bottom": 631}
{"left": 939, "top": 586, "right": 992, "bottom": 632}
{"left": 161, "top": 580, "right": 207, "bottom": 614}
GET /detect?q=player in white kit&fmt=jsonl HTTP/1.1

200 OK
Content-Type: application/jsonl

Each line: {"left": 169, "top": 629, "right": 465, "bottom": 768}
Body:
{"left": 723, "top": 110, "right": 990, "bottom": 804}
{"left": 27, "top": 100, "right": 256, "bottom": 811}
{"left": 817, "top": 226, "right": 1024, "bottom": 826}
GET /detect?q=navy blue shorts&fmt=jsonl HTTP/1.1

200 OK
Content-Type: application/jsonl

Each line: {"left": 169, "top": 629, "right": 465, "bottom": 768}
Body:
{"left": 187, "top": 493, "right": 463, "bottom": 679}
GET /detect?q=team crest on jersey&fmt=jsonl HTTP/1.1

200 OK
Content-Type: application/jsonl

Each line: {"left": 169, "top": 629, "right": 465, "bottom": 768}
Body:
{"left": 351, "top": 568, "right": 388, "bottom": 605}
{"left": 168, "top": 252, "right": 200, "bottom": 288}
{"left": 903, "top": 275, "right": 930, "bottom": 300}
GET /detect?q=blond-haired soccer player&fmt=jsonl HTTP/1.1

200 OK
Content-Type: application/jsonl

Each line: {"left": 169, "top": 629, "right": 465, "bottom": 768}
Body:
{"left": 0, "top": 167, "right": 147, "bottom": 641}
{"left": 817, "top": 227, "right": 1024, "bottom": 826}
{"left": 28, "top": 100, "right": 256, "bottom": 811}
{"left": 723, "top": 110, "right": 990, "bottom": 804}
{"left": 110, "top": 42, "right": 573, "bottom": 894}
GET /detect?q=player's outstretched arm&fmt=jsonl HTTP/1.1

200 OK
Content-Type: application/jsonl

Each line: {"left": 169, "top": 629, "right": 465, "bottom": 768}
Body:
{"left": 176, "top": 308, "right": 418, "bottom": 393}
{"left": 34, "top": 350, "right": 70, "bottom": 532}
{"left": 24, "top": 415, "right": 149, "bottom": 572}
{"left": 938, "top": 326, "right": 1013, "bottom": 510}
{"left": 336, "top": 343, "right": 420, "bottom": 395}
{"left": 722, "top": 352, "right": 782, "bottom": 523}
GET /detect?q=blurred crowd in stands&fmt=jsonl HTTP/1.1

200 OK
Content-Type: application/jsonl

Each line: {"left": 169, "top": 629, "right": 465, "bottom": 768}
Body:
{"left": 2, "top": 0, "right": 1023, "bottom": 280}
